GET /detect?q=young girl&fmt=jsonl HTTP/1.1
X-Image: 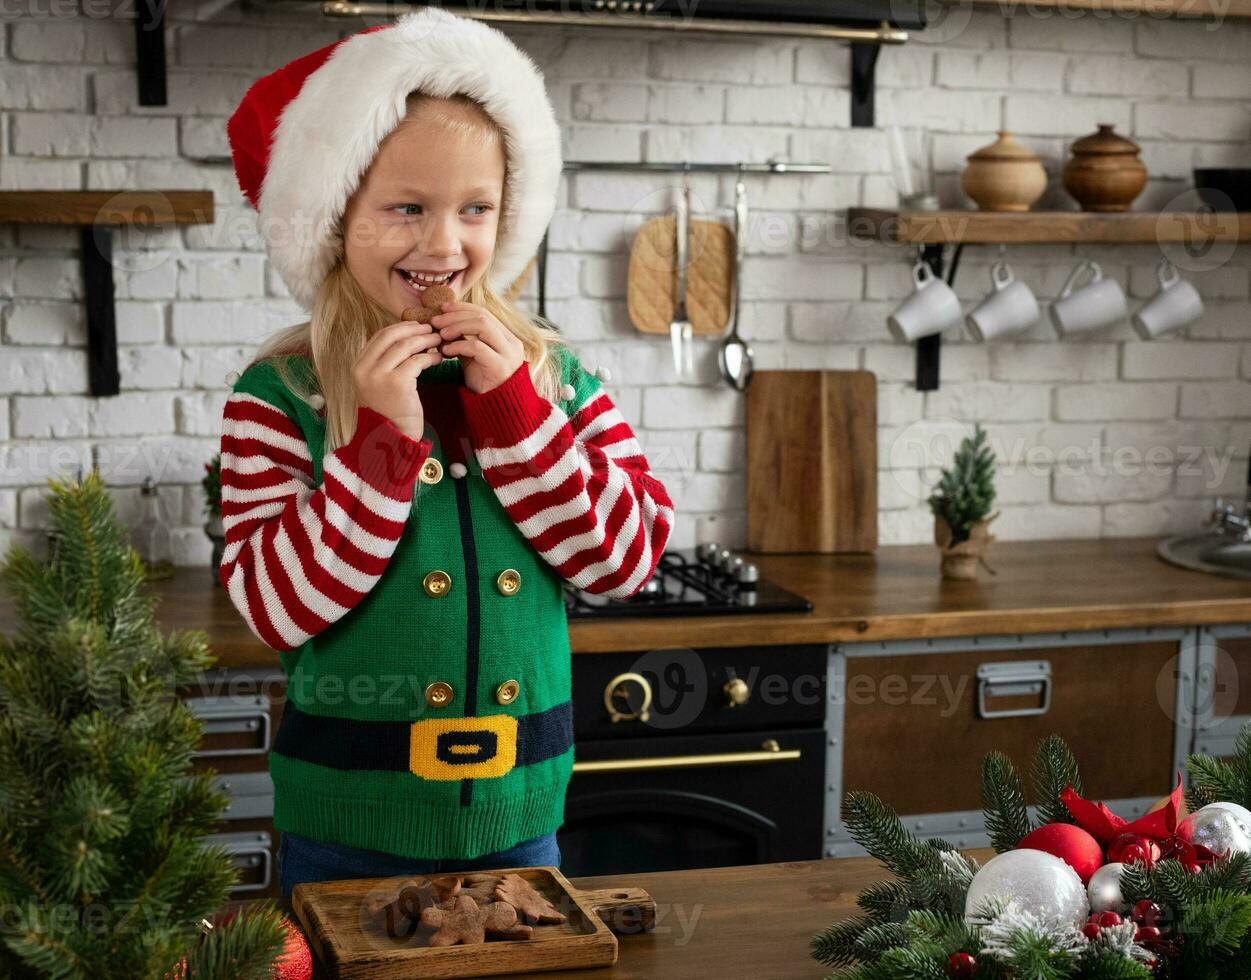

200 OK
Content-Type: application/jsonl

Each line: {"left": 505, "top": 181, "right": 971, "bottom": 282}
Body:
{"left": 220, "top": 7, "right": 675, "bottom": 899}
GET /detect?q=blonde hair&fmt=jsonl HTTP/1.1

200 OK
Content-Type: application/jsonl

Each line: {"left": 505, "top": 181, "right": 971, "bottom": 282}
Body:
{"left": 248, "top": 92, "right": 566, "bottom": 453}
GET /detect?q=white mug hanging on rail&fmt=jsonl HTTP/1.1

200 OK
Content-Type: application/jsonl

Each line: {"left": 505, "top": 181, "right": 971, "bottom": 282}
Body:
{"left": 1049, "top": 259, "right": 1128, "bottom": 337}
{"left": 965, "top": 260, "right": 1041, "bottom": 342}
{"left": 887, "top": 260, "right": 964, "bottom": 343}
{"left": 1133, "top": 259, "right": 1204, "bottom": 339}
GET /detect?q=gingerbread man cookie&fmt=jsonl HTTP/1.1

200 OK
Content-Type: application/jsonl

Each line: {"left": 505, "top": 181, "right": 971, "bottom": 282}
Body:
{"left": 494, "top": 873, "right": 568, "bottom": 925}
{"left": 365, "top": 875, "right": 461, "bottom": 938}
{"left": 460, "top": 872, "right": 504, "bottom": 903}
{"left": 420, "top": 893, "right": 532, "bottom": 946}
{"left": 401, "top": 282, "right": 455, "bottom": 324}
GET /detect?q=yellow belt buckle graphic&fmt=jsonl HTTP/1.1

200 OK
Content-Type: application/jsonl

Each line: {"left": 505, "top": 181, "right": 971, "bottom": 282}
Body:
{"left": 408, "top": 714, "right": 518, "bottom": 780}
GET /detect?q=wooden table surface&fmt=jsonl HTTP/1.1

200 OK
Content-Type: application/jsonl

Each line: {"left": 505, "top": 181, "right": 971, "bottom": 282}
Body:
{"left": 250, "top": 851, "right": 995, "bottom": 979}
{"left": 2, "top": 537, "right": 1247, "bottom": 666}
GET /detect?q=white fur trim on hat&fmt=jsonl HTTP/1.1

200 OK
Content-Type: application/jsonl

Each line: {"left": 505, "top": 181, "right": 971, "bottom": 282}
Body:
{"left": 259, "top": 7, "right": 562, "bottom": 312}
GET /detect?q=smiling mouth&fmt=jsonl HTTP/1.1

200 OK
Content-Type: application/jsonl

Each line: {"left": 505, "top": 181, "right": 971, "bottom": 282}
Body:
{"left": 396, "top": 267, "right": 465, "bottom": 297}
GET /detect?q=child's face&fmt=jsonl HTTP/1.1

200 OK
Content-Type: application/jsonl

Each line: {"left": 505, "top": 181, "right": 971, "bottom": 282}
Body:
{"left": 342, "top": 100, "right": 506, "bottom": 321}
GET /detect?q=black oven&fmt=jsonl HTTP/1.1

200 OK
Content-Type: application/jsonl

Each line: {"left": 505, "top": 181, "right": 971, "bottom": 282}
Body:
{"left": 560, "top": 643, "right": 826, "bottom": 878}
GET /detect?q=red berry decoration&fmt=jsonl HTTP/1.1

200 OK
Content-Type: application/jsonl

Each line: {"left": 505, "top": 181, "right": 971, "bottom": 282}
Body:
{"left": 946, "top": 952, "right": 978, "bottom": 978}
{"left": 1135, "top": 925, "right": 1162, "bottom": 943}
{"left": 1017, "top": 823, "right": 1105, "bottom": 883}
{"left": 1108, "top": 832, "right": 1163, "bottom": 869}
{"left": 1132, "top": 900, "right": 1162, "bottom": 926}
{"left": 1082, "top": 921, "right": 1101, "bottom": 939}
{"left": 1097, "top": 910, "right": 1123, "bottom": 928}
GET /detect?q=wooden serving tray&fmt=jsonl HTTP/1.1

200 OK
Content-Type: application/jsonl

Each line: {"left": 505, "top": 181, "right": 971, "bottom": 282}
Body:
{"left": 292, "top": 865, "right": 656, "bottom": 979}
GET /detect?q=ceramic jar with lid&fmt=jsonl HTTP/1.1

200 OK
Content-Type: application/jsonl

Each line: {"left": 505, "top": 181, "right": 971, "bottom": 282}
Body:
{"left": 1062, "top": 124, "right": 1148, "bottom": 212}
{"left": 961, "top": 131, "right": 1048, "bottom": 212}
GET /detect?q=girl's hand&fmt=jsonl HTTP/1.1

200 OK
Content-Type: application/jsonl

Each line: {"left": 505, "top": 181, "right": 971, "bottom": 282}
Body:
{"left": 432, "top": 301, "right": 526, "bottom": 395}
{"left": 353, "top": 320, "right": 443, "bottom": 441}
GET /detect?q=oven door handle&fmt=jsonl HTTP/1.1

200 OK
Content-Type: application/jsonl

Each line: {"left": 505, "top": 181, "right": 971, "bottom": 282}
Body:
{"left": 572, "top": 739, "right": 801, "bottom": 773}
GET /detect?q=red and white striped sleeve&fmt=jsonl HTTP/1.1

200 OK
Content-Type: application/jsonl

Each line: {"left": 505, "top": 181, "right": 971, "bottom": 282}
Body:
{"left": 458, "top": 350, "right": 674, "bottom": 599}
{"left": 218, "top": 382, "right": 432, "bottom": 652}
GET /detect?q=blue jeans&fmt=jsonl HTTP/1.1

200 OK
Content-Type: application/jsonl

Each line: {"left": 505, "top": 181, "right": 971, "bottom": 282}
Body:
{"left": 277, "top": 830, "right": 562, "bottom": 899}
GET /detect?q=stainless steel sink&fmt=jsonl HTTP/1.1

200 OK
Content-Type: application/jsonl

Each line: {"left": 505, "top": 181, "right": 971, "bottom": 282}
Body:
{"left": 1158, "top": 498, "right": 1251, "bottom": 580}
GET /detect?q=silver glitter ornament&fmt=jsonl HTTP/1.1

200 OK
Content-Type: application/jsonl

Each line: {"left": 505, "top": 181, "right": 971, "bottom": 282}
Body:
{"left": 964, "top": 849, "right": 1090, "bottom": 928}
{"left": 1087, "top": 862, "right": 1127, "bottom": 914}
{"left": 1178, "top": 802, "right": 1251, "bottom": 858}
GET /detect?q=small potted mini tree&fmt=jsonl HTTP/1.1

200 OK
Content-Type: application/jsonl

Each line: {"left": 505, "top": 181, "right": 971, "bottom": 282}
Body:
{"left": 928, "top": 423, "right": 1000, "bottom": 581}
{"left": 202, "top": 453, "right": 224, "bottom": 586}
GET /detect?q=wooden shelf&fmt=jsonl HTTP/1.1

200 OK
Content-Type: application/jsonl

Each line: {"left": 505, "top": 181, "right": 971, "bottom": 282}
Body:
{"left": 848, "top": 208, "right": 1251, "bottom": 245}
{"left": 0, "top": 190, "right": 215, "bottom": 397}
{"left": 955, "top": 0, "right": 1251, "bottom": 17}
{"left": 0, "top": 190, "right": 214, "bottom": 225}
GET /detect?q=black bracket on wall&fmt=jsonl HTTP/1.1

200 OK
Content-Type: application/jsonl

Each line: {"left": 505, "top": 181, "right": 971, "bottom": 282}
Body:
{"left": 135, "top": 0, "right": 167, "bottom": 106}
{"left": 914, "top": 242, "right": 965, "bottom": 392}
{"left": 80, "top": 227, "right": 122, "bottom": 397}
{"left": 849, "top": 43, "right": 882, "bottom": 128}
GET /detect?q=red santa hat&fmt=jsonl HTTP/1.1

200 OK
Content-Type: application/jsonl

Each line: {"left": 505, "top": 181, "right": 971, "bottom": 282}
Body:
{"left": 227, "top": 6, "right": 562, "bottom": 312}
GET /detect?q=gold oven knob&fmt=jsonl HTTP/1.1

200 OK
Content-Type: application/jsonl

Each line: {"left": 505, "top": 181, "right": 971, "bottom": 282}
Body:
{"left": 420, "top": 458, "right": 444, "bottom": 485}
{"left": 496, "top": 568, "right": 521, "bottom": 595}
{"left": 603, "top": 671, "right": 653, "bottom": 723}
{"left": 723, "top": 676, "right": 750, "bottom": 708}
{"left": 495, "top": 679, "right": 520, "bottom": 705}
{"left": 425, "top": 681, "right": 454, "bottom": 707}
{"left": 423, "top": 570, "right": 452, "bottom": 597}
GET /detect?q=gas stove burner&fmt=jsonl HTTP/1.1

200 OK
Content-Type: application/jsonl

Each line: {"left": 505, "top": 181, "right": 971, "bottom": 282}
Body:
{"left": 563, "top": 544, "right": 813, "bottom": 619}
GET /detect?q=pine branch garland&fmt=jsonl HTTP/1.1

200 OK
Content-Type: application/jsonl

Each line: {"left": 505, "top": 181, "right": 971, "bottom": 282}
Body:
{"left": 842, "top": 792, "right": 943, "bottom": 882}
{"left": 1031, "top": 736, "right": 1083, "bottom": 826}
{"left": 981, "top": 752, "right": 1034, "bottom": 853}
{"left": 812, "top": 916, "right": 874, "bottom": 968}
{"left": 818, "top": 728, "right": 1251, "bottom": 979}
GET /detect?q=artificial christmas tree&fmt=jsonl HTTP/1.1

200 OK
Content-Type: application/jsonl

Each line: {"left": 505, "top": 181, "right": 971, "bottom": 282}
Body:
{"left": 928, "top": 423, "right": 1000, "bottom": 581}
{"left": 0, "top": 469, "right": 288, "bottom": 978}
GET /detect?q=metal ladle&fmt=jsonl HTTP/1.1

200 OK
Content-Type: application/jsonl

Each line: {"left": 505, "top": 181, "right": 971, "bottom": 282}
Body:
{"left": 719, "top": 175, "right": 754, "bottom": 391}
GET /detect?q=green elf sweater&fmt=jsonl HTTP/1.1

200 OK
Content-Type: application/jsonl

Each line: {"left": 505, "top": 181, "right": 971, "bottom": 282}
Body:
{"left": 217, "top": 344, "right": 674, "bottom": 860}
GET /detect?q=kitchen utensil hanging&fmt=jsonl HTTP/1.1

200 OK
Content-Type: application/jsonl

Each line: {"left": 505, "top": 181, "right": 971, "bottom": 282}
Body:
{"left": 672, "top": 178, "right": 693, "bottom": 376}
{"left": 627, "top": 189, "right": 734, "bottom": 378}
{"left": 539, "top": 157, "right": 831, "bottom": 331}
{"left": 718, "top": 175, "right": 754, "bottom": 391}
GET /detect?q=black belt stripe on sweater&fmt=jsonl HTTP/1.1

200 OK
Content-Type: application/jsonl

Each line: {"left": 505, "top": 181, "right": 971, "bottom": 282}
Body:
{"left": 272, "top": 698, "right": 574, "bottom": 774}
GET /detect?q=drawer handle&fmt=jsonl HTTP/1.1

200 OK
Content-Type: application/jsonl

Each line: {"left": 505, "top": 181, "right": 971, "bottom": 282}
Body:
{"left": 186, "top": 696, "right": 272, "bottom": 758}
{"left": 572, "top": 741, "right": 801, "bottom": 773}
{"left": 977, "top": 661, "right": 1051, "bottom": 720}
{"left": 223, "top": 843, "right": 272, "bottom": 893}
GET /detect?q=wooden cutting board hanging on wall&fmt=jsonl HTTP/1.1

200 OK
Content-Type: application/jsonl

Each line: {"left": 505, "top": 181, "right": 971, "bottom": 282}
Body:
{"left": 746, "top": 370, "right": 878, "bottom": 554}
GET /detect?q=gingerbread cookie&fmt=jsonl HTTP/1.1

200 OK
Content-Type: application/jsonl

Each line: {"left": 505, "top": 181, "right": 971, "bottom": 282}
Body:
{"left": 494, "top": 873, "right": 568, "bottom": 925}
{"left": 420, "top": 893, "right": 530, "bottom": 946}
{"left": 365, "top": 875, "right": 461, "bottom": 938}
{"left": 460, "top": 872, "right": 504, "bottom": 903}
{"left": 419, "top": 283, "right": 456, "bottom": 313}
{"left": 400, "top": 305, "right": 434, "bottom": 324}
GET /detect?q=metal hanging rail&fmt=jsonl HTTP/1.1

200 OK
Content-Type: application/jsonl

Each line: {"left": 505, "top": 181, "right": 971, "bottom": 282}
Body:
{"left": 535, "top": 159, "right": 831, "bottom": 316}
{"left": 561, "top": 161, "right": 831, "bottom": 175}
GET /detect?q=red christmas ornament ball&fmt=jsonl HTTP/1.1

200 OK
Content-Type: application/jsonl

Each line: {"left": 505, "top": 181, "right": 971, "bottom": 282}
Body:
{"left": 946, "top": 951, "right": 978, "bottom": 978}
{"left": 1096, "top": 910, "right": 1123, "bottom": 928}
{"left": 1082, "top": 921, "right": 1101, "bottom": 939}
{"left": 165, "top": 911, "right": 311, "bottom": 980}
{"left": 1107, "top": 833, "right": 1162, "bottom": 868}
{"left": 1016, "top": 823, "right": 1105, "bottom": 883}
{"left": 272, "top": 915, "right": 313, "bottom": 980}
{"left": 1132, "top": 900, "right": 1162, "bottom": 926}
{"left": 1135, "top": 925, "right": 1162, "bottom": 943}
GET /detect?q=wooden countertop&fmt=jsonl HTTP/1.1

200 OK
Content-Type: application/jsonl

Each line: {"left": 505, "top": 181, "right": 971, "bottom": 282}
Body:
{"left": 251, "top": 852, "right": 998, "bottom": 979}
{"left": 3, "top": 537, "right": 1247, "bottom": 668}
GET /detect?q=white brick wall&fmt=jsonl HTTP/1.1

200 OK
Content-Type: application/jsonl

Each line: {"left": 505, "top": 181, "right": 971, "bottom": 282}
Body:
{"left": 0, "top": 5, "right": 1248, "bottom": 558}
